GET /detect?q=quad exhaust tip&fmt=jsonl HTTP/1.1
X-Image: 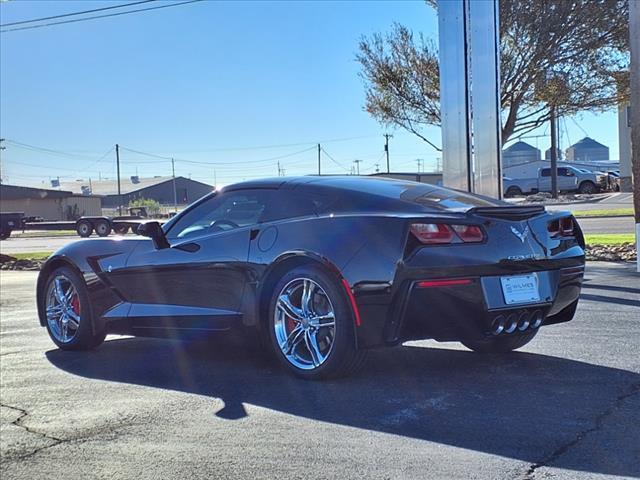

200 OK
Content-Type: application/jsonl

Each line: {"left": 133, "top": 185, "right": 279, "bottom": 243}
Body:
{"left": 490, "top": 309, "right": 544, "bottom": 335}
{"left": 530, "top": 310, "right": 543, "bottom": 329}
{"left": 491, "top": 315, "right": 505, "bottom": 335}
{"left": 504, "top": 313, "right": 518, "bottom": 334}
{"left": 517, "top": 311, "right": 530, "bottom": 331}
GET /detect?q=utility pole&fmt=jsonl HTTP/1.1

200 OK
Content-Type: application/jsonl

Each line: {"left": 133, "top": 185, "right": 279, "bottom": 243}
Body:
{"left": 384, "top": 134, "right": 392, "bottom": 173}
{"left": 354, "top": 159, "right": 363, "bottom": 175}
{"left": 317, "top": 143, "right": 321, "bottom": 175}
{"left": 0, "top": 138, "right": 5, "bottom": 184}
{"left": 213, "top": 169, "right": 217, "bottom": 189}
{"left": 549, "top": 106, "right": 558, "bottom": 199}
{"left": 171, "top": 158, "right": 178, "bottom": 213}
{"left": 115, "top": 144, "right": 122, "bottom": 215}
{"left": 416, "top": 158, "right": 423, "bottom": 173}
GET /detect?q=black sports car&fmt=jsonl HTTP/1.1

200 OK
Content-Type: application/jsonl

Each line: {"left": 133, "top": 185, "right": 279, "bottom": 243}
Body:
{"left": 37, "top": 176, "right": 585, "bottom": 379}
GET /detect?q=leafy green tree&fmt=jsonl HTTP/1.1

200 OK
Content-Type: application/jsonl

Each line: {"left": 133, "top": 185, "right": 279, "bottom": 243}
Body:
{"left": 128, "top": 197, "right": 161, "bottom": 216}
{"left": 357, "top": 0, "right": 629, "bottom": 148}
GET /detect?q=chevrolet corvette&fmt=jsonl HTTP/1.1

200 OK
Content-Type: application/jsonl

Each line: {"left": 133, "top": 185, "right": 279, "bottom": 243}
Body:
{"left": 37, "top": 176, "right": 585, "bottom": 379}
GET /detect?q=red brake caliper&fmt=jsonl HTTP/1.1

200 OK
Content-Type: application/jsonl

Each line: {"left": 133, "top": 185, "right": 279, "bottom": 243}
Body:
{"left": 70, "top": 295, "right": 81, "bottom": 315}
{"left": 286, "top": 316, "right": 295, "bottom": 333}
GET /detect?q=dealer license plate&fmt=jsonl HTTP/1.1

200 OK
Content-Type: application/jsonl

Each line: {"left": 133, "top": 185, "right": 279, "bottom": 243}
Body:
{"left": 500, "top": 274, "right": 540, "bottom": 305}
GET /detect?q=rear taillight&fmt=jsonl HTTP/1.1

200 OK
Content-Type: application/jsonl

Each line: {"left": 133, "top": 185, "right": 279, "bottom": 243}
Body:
{"left": 411, "top": 223, "right": 485, "bottom": 245}
{"left": 560, "top": 217, "right": 574, "bottom": 236}
{"left": 410, "top": 223, "right": 454, "bottom": 244}
{"left": 548, "top": 216, "right": 574, "bottom": 238}
{"left": 451, "top": 224, "right": 484, "bottom": 243}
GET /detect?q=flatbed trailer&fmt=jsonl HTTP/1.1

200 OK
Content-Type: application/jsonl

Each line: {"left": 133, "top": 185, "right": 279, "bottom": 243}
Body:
{"left": 1, "top": 208, "right": 166, "bottom": 240}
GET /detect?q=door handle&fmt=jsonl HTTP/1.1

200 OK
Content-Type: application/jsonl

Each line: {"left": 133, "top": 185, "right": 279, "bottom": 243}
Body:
{"left": 174, "top": 242, "right": 200, "bottom": 253}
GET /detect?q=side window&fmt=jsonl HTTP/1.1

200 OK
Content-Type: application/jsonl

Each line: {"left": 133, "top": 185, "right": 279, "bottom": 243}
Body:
{"left": 540, "top": 169, "right": 550, "bottom": 177}
{"left": 167, "top": 190, "right": 273, "bottom": 240}
{"left": 261, "top": 190, "right": 332, "bottom": 222}
{"left": 557, "top": 168, "right": 568, "bottom": 176}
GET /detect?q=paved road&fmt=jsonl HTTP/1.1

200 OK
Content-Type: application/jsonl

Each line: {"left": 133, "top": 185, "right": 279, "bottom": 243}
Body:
{"left": 1, "top": 263, "right": 639, "bottom": 479}
{"left": 575, "top": 216, "right": 636, "bottom": 234}
{"left": 544, "top": 192, "right": 634, "bottom": 212}
{"left": 0, "top": 234, "right": 124, "bottom": 255}
{"left": 0, "top": 235, "right": 80, "bottom": 255}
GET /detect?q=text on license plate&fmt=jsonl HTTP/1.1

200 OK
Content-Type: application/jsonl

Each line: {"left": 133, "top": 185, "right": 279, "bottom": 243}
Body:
{"left": 500, "top": 274, "right": 540, "bottom": 305}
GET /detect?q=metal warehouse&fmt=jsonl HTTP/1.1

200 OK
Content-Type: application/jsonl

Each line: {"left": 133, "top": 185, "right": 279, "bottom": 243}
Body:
{"left": 0, "top": 184, "right": 102, "bottom": 221}
{"left": 58, "top": 176, "right": 214, "bottom": 209}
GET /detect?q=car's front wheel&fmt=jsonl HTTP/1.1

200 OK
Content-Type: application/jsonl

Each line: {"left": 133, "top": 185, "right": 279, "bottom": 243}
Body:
{"left": 461, "top": 330, "right": 538, "bottom": 353}
{"left": 268, "top": 265, "right": 366, "bottom": 379}
{"left": 43, "top": 267, "right": 106, "bottom": 350}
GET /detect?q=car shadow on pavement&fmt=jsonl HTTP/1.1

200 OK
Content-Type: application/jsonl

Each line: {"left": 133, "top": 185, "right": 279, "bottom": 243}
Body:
{"left": 46, "top": 336, "right": 640, "bottom": 478}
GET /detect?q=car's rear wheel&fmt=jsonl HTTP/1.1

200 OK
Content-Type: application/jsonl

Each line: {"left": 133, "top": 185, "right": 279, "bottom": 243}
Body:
{"left": 268, "top": 265, "right": 366, "bottom": 379}
{"left": 76, "top": 220, "right": 93, "bottom": 237}
{"left": 505, "top": 186, "right": 522, "bottom": 197}
{"left": 461, "top": 330, "right": 538, "bottom": 353}
{"left": 44, "top": 267, "right": 106, "bottom": 350}
{"left": 578, "top": 181, "right": 597, "bottom": 194}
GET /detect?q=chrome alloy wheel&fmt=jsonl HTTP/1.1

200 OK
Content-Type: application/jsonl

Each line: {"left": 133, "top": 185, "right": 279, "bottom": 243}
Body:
{"left": 46, "top": 275, "right": 81, "bottom": 343}
{"left": 274, "top": 278, "right": 336, "bottom": 370}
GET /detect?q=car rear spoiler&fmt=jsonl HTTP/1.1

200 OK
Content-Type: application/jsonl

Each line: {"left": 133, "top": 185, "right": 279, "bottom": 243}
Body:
{"left": 467, "top": 205, "right": 546, "bottom": 221}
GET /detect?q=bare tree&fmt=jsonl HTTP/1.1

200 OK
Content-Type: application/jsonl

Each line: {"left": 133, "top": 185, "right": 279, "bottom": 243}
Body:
{"left": 357, "top": 0, "right": 629, "bottom": 149}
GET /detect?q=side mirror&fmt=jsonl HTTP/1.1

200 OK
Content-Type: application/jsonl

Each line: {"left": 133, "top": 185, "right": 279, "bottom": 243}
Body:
{"left": 136, "top": 221, "right": 169, "bottom": 249}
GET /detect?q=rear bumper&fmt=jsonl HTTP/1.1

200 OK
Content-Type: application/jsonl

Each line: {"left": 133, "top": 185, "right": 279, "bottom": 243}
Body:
{"left": 356, "top": 262, "right": 585, "bottom": 348}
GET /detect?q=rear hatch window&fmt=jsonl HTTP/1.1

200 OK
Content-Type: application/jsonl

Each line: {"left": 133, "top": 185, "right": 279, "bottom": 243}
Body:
{"left": 399, "top": 184, "right": 503, "bottom": 212}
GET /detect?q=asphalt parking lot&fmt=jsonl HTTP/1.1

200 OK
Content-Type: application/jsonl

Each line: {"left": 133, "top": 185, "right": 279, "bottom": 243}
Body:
{"left": 1, "top": 262, "right": 639, "bottom": 479}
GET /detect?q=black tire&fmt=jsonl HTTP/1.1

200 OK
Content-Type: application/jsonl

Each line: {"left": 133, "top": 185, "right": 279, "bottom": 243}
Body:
{"left": 461, "top": 330, "right": 538, "bottom": 353}
{"left": 267, "top": 264, "right": 367, "bottom": 380}
{"left": 578, "top": 181, "right": 597, "bottom": 194}
{"left": 42, "top": 266, "right": 106, "bottom": 351}
{"left": 113, "top": 224, "right": 130, "bottom": 235}
{"left": 0, "top": 230, "right": 10, "bottom": 240}
{"left": 95, "top": 219, "right": 111, "bottom": 237}
{"left": 505, "top": 186, "right": 522, "bottom": 198}
{"left": 76, "top": 220, "right": 93, "bottom": 238}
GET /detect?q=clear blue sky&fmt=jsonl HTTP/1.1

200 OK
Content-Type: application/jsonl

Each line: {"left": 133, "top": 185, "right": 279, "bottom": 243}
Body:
{"left": 0, "top": 0, "right": 619, "bottom": 188}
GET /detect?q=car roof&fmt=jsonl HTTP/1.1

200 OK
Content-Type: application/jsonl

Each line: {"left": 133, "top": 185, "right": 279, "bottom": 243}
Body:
{"left": 225, "top": 175, "right": 432, "bottom": 192}
{"left": 222, "top": 175, "right": 503, "bottom": 211}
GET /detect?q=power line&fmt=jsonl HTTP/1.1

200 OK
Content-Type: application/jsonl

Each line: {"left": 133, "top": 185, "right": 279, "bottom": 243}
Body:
{"left": 319, "top": 147, "right": 351, "bottom": 172}
{"left": 1, "top": 0, "right": 203, "bottom": 33}
{"left": 569, "top": 116, "right": 590, "bottom": 138}
{"left": 0, "top": 0, "right": 155, "bottom": 27}
{"left": 2, "top": 160, "right": 94, "bottom": 172}
{"left": 120, "top": 145, "right": 316, "bottom": 166}
{"left": 121, "top": 134, "right": 383, "bottom": 155}
{"left": 4, "top": 139, "right": 102, "bottom": 159}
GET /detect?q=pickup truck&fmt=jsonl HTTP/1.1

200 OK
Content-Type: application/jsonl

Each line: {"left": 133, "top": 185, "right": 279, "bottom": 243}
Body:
{"left": 504, "top": 166, "right": 607, "bottom": 197}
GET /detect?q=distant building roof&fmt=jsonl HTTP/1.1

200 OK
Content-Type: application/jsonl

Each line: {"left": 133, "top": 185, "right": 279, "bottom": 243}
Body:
{"left": 0, "top": 184, "right": 74, "bottom": 200}
{"left": 569, "top": 137, "right": 607, "bottom": 149}
{"left": 504, "top": 141, "right": 539, "bottom": 153}
{"left": 58, "top": 176, "right": 196, "bottom": 196}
